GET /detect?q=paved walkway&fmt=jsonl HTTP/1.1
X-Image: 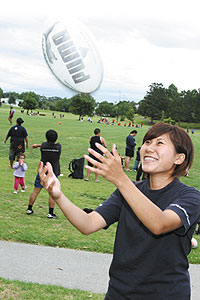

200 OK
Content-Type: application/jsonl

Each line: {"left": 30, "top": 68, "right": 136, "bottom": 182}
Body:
{"left": 0, "top": 240, "right": 200, "bottom": 299}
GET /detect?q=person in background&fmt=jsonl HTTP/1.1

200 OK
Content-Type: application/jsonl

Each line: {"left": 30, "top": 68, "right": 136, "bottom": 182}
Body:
{"left": 4, "top": 118, "right": 28, "bottom": 169}
{"left": 84, "top": 128, "right": 107, "bottom": 182}
{"left": 132, "top": 146, "right": 141, "bottom": 171}
{"left": 13, "top": 152, "right": 28, "bottom": 194}
{"left": 26, "top": 130, "right": 61, "bottom": 218}
{"left": 8, "top": 106, "right": 15, "bottom": 124}
{"left": 136, "top": 163, "right": 148, "bottom": 182}
{"left": 124, "top": 130, "right": 137, "bottom": 171}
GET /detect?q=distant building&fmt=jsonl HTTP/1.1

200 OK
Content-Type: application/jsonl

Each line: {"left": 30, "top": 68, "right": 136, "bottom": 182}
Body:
{"left": 0, "top": 98, "right": 23, "bottom": 107}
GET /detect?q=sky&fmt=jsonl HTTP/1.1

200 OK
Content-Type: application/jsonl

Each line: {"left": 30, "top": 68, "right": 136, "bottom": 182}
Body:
{"left": 1, "top": 0, "right": 200, "bottom": 103}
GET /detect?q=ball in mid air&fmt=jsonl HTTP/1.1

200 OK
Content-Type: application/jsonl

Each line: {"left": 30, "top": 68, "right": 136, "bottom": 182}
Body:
{"left": 42, "top": 18, "right": 103, "bottom": 94}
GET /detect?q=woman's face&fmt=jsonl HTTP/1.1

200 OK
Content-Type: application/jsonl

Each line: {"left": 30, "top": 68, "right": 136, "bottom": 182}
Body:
{"left": 140, "top": 133, "right": 180, "bottom": 176}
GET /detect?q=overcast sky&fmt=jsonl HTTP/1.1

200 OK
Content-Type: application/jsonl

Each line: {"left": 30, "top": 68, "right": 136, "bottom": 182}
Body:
{"left": 1, "top": 0, "right": 200, "bottom": 103}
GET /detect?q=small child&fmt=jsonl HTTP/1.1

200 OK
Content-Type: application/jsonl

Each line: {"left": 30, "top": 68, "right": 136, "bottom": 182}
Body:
{"left": 13, "top": 152, "right": 28, "bottom": 194}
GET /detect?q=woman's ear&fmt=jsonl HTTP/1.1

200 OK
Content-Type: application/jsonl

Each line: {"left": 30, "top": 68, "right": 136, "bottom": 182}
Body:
{"left": 175, "top": 153, "right": 185, "bottom": 165}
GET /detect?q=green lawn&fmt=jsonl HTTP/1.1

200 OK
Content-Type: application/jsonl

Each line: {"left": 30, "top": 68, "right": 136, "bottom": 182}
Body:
{"left": 0, "top": 278, "right": 104, "bottom": 300}
{"left": 0, "top": 105, "right": 200, "bottom": 298}
{"left": 0, "top": 105, "right": 200, "bottom": 258}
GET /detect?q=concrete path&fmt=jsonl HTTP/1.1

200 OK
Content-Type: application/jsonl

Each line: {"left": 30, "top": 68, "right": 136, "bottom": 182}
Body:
{"left": 0, "top": 240, "right": 200, "bottom": 299}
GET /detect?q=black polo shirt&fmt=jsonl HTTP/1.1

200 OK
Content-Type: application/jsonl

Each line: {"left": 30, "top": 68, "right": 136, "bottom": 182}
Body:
{"left": 7, "top": 125, "right": 28, "bottom": 143}
{"left": 96, "top": 178, "right": 200, "bottom": 300}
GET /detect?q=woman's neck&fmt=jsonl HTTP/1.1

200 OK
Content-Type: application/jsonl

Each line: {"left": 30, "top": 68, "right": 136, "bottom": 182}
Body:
{"left": 149, "top": 174, "right": 174, "bottom": 190}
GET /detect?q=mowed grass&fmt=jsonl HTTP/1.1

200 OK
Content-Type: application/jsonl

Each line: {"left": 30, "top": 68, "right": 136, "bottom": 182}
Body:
{"left": 0, "top": 105, "right": 200, "bottom": 263}
{"left": 0, "top": 277, "right": 104, "bottom": 300}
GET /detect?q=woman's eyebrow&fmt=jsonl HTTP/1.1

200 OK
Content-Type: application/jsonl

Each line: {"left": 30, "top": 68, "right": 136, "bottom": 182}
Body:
{"left": 156, "top": 136, "right": 167, "bottom": 141}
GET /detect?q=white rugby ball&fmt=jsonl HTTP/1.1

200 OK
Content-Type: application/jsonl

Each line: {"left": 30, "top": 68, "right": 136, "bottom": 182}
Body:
{"left": 42, "top": 19, "right": 103, "bottom": 93}
{"left": 191, "top": 237, "right": 198, "bottom": 249}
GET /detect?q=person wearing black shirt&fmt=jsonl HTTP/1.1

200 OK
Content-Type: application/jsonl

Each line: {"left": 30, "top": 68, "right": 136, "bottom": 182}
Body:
{"left": 84, "top": 128, "right": 107, "bottom": 182}
{"left": 125, "top": 130, "right": 137, "bottom": 171}
{"left": 38, "top": 123, "right": 200, "bottom": 299}
{"left": 26, "top": 130, "right": 61, "bottom": 218}
{"left": 4, "top": 117, "right": 28, "bottom": 168}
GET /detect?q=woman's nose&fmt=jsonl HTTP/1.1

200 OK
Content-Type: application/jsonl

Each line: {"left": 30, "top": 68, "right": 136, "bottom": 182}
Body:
{"left": 145, "top": 142, "right": 156, "bottom": 152}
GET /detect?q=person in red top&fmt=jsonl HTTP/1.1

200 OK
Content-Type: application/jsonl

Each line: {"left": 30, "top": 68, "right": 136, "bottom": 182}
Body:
{"left": 8, "top": 106, "right": 15, "bottom": 124}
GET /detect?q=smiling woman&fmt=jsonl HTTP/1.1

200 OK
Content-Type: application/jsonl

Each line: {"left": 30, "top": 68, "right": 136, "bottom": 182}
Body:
{"left": 38, "top": 122, "right": 200, "bottom": 300}
{"left": 141, "top": 123, "right": 194, "bottom": 181}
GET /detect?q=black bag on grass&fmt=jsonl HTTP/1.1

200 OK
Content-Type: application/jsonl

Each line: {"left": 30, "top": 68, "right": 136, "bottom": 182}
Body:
{"left": 68, "top": 157, "right": 84, "bottom": 179}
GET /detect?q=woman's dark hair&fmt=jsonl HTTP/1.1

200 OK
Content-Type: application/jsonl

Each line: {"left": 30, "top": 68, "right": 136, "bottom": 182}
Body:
{"left": 143, "top": 123, "right": 194, "bottom": 177}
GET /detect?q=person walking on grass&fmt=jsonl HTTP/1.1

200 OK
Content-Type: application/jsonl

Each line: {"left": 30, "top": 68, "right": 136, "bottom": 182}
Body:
{"left": 124, "top": 130, "right": 137, "bottom": 171}
{"left": 13, "top": 152, "right": 27, "bottom": 194}
{"left": 4, "top": 117, "right": 28, "bottom": 169}
{"left": 26, "top": 129, "right": 61, "bottom": 219}
{"left": 84, "top": 128, "right": 107, "bottom": 182}
{"left": 8, "top": 106, "right": 15, "bottom": 125}
{"left": 39, "top": 123, "right": 200, "bottom": 300}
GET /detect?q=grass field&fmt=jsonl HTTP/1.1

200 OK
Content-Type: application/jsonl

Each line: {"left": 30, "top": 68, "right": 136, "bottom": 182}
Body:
{"left": 0, "top": 278, "right": 103, "bottom": 299}
{"left": 0, "top": 105, "right": 200, "bottom": 298}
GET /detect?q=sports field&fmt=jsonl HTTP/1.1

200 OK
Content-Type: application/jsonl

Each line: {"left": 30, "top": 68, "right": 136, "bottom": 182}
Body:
{"left": 0, "top": 105, "right": 199, "bottom": 263}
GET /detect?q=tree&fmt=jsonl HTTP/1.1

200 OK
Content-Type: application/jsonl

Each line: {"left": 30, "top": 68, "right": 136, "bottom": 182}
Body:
{"left": 95, "top": 101, "right": 115, "bottom": 117}
{"left": 54, "top": 98, "right": 71, "bottom": 112}
{"left": 167, "top": 84, "right": 182, "bottom": 126}
{"left": 21, "top": 97, "right": 38, "bottom": 110}
{"left": 8, "top": 94, "right": 16, "bottom": 104}
{"left": 20, "top": 91, "right": 40, "bottom": 110}
{"left": 180, "top": 89, "right": 199, "bottom": 123}
{"left": 0, "top": 87, "right": 3, "bottom": 99}
{"left": 116, "top": 101, "right": 136, "bottom": 121}
{"left": 20, "top": 91, "right": 40, "bottom": 102}
{"left": 4, "top": 91, "right": 20, "bottom": 99}
{"left": 69, "top": 93, "right": 96, "bottom": 119}
{"left": 137, "top": 83, "right": 169, "bottom": 123}
{"left": 126, "top": 107, "right": 135, "bottom": 122}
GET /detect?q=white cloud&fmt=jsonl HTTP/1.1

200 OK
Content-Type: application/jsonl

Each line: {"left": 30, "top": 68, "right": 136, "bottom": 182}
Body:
{"left": 1, "top": 0, "right": 200, "bottom": 102}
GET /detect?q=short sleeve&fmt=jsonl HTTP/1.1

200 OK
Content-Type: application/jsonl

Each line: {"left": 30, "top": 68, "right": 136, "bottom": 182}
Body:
{"left": 95, "top": 189, "right": 123, "bottom": 228}
{"left": 7, "top": 127, "right": 12, "bottom": 137}
{"left": 166, "top": 187, "right": 200, "bottom": 235}
{"left": 23, "top": 128, "right": 28, "bottom": 137}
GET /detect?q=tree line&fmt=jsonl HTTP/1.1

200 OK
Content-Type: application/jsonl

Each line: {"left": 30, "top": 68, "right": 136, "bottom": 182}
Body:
{"left": 1, "top": 82, "right": 200, "bottom": 123}
{"left": 137, "top": 83, "right": 200, "bottom": 124}
{"left": 0, "top": 88, "right": 136, "bottom": 121}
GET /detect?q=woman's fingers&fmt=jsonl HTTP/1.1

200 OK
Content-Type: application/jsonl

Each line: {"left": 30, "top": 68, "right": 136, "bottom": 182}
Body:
{"left": 38, "top": 161, "right": 45, "bottom": 179}
{"left": 111, "top": 144, "right": 118, "bottom": 156}
{"left": 84, "top": 153, "right": 102, "bottom": 166}
{"left": 38, "top": 161, "right": 53, "bottom": 187}
{"left": 94, "top": 143, "right": 114, "bottom": 158}
{"left": 46, "top": 162, "right": 54, "bottom": 175}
